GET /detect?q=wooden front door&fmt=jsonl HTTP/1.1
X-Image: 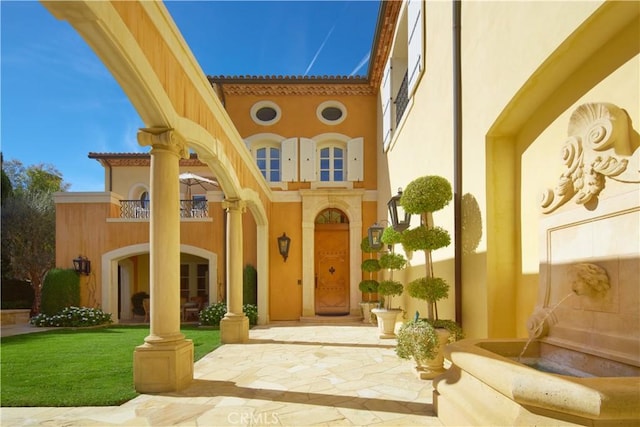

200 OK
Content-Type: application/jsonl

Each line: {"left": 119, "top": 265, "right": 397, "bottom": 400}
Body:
{"left": 314, "top": 224, "right": 350, "bottom": 315}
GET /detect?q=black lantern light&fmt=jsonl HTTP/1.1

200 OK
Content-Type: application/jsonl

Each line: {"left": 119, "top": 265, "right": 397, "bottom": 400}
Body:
{"left": 388, "top": 187, "right": 411, "bottom": 232}
{"left": 73, "top": 255, "right": 91, "bottom": 275}
{"left": 277, "top": 232, "right": 291, "bottom": 262}
{"left": 367, "top": 222, "right": 385, "bottom": 250}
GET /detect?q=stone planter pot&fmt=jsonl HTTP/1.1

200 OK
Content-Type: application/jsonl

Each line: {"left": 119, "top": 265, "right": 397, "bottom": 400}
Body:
{"left": 415, "top": 328, "right": 451, "bottom": 379}
{"left": 371, "top": 308, "right": 401, "bottom": 338}
{"left": 359, "top": 302, "right": 378, "bottom": 324}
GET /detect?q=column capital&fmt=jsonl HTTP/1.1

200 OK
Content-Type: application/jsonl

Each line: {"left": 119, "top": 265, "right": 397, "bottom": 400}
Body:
{"left": 137, "top": 127, "right": 188, "bottom": 159}
{"left": 222, "top": 198, "right": 247, "bottom": 213}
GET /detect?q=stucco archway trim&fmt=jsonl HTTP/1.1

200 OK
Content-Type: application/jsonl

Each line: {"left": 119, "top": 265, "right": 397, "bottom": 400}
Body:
{"left": 101, "top": 244, "right": 218, "bottom": 323}
{"left": 300, "top": 189, "right": 364, "bottom": 317}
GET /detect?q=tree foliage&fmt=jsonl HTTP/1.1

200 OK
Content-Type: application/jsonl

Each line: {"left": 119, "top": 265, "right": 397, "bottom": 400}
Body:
{"left": 1, "top": 158, "right": 68, "bottom": 314}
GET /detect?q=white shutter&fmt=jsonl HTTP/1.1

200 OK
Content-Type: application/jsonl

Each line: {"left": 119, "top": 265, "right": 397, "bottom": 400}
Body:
{"left": 407, "top": 0, "right": 424, "bottom": 98}
{"left": 281, "top": 138, "right": 298, "bottom": 182}
{"left": 299, "top": 138, "right": 316, "bottom": 182}
{"left": 347, "top": 137, "right": 363, "bottom": 182}
{"left": 381, "top": 57, "right": 392, "bottom": 151}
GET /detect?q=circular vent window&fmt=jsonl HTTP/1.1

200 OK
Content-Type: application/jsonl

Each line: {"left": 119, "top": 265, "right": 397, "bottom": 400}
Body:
{"left": 251, "top": 101, "right": 281, "bottom": 125}
{"left": 256, "top": 107, "right": 277, "bottom": 122}
{"left": 321, "top": 107, "right": 343, "bottom": 121}
{"left": 317, "top": 101, "right": 346, "bottom": 125}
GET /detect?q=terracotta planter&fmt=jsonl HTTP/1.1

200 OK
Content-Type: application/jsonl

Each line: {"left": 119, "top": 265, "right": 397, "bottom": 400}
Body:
{"left": 359, "top": 302, "right": 378, "bottom": 324}
{"left": 371, "top": 308, "right": 401, "bottom": 338}
{"left": 415, "top": 328, "right": 450, "bottom": 379}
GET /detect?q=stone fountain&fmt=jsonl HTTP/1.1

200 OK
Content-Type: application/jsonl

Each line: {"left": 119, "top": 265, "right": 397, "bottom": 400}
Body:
{"left": 434, "top": 103, "right": 640, "bottom": 426}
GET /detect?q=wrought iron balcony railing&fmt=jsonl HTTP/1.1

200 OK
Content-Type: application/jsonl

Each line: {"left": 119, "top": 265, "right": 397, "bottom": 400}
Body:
{"left": 394, "top": 71, "right": 409, "bottom": 127}
{"left": 120, "top": 200, "right": 209, "bottom": 219}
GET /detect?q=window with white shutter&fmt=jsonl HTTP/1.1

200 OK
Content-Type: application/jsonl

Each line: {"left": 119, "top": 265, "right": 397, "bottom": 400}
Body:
{"left": 299, "top": 138, "right": 316, "bottom": 182}
{"left": 407, "top": 0, "right": 424, "bottom": 98}
{"left": 347, "top": 137, "right": 363, "bottom": 182}
{"left": 281, "top": 138, "right": 298, "bottom": 182}
{"left": 381, "top": 58, "right": 393, "bottom": 151}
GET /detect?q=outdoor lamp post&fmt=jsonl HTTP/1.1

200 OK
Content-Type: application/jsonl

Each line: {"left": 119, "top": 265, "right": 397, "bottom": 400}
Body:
{"left": 277, "top": 233, "right": 291, "bottom": 262}
{"left": 367, "top": 223, "right": 385, "bottom": 250}
{"left": 388, "top": 187, "right": 411, "bottom": 232}
{"left": 73, "top": 255, "right": 91, "bottom": 275}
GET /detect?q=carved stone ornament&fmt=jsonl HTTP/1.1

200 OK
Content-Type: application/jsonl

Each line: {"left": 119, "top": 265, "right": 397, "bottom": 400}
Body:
{"left": 540, "top": 103, "right": 638, "bottom": 213}
{"left": 137, "top": 127, "right": 188, "bottom": 159}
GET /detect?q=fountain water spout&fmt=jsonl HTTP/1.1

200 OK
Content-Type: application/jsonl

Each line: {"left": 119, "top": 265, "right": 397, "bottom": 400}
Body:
{"left": 569, "top": 262, "right": 610, "bottom": 297}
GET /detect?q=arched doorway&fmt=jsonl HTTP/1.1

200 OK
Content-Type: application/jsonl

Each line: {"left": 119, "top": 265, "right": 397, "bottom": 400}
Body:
{"left": 314, "top": 208, "right": 350, "bottom": 315}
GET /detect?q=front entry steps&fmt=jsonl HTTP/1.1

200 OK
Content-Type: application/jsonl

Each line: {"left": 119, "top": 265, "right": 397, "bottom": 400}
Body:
{"left": 299, "top": 314, "right": 365, "bottom": 324}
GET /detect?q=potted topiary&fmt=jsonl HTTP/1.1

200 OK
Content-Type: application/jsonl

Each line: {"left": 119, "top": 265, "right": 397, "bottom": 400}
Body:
{"left": 359, "top": 237, "right": 381, "bottom": 324}
{"left": 397, "top": 175, "right": 464, "bottom": 378}
{"left": 371, "top": 235, "right": 407, "bottom": 338}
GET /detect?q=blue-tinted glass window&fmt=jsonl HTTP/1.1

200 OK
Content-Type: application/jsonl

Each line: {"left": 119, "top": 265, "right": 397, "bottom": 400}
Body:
{"left": 319, "top": 146, "right": 345, "bottom": 182}
{"left": 255, "top": 146, "right": 280, "bottom": 182}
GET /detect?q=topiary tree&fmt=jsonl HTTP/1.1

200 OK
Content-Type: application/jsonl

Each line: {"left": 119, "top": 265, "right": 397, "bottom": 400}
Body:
{"left": 359, "top": 237, "right": 381, "bottom": 303}
{"left": 40, "top": 268, "right": 80, "bottom": 316}
{"left": 401, "top": 175, "right": 453, "bottom": 321}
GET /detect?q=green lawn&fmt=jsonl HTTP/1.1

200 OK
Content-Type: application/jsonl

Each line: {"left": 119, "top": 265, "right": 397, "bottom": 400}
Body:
{"left": 0, "top": 325, "right": 221, "bottom": 406}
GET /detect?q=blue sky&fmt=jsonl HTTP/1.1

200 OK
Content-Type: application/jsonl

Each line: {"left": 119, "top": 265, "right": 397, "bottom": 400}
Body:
{"left": 1, "top": 1, "right": 380, "bottom": 191}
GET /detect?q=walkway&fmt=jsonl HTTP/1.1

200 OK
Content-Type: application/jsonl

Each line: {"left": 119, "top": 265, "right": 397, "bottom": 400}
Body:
{"left": 1, "top": 322, "right": 442, "bottom": 426}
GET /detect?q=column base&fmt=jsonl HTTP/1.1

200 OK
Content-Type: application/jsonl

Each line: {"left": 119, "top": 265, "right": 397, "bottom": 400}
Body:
{"left": 220, "top": 314, "right": 249, "bottom": 343}
{"left": 133, "top": 339, "right": 194, "bottom": 393}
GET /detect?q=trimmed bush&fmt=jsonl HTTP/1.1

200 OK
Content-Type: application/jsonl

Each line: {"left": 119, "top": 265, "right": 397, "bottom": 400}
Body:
{"left": 243, "top": 264, "right": 257, "bottom": 306}
{"left": 40, "top": 269, "right": 80, "bottom": 316}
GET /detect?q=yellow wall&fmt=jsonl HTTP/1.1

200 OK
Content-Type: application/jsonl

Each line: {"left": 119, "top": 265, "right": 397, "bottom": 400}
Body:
{"left": 383, "top": 0, "right": 639, "bottom": 338}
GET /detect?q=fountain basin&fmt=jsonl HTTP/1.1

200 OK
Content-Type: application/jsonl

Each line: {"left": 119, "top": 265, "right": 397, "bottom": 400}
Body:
{"left": 434, "top": 339, "right": 640, "bottom": 426}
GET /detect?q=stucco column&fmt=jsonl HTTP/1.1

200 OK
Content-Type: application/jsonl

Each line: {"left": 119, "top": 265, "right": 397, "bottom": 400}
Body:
{"left": 133, "top": 128, "right": 193, "bottom": 393}
{"left": 221, "top": 198, "right": 249, "bottom": 343}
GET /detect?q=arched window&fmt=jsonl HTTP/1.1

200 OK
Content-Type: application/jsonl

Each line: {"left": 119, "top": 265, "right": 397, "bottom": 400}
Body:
{"left": 319, "top": 146, "right": 344, "bottom": 182}
{"left": 140, "top": 191, "right": 150, "bottom": 209}
{"left": 315, "top": 208, "right": 349, "bottom": 224}
{"left": 256, "top": 146, "right": 281, "bottom": 182}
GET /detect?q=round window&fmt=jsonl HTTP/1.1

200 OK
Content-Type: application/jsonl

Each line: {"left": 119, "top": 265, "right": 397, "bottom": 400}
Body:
{"left": 316, "top": 101, "right": 347, "bottom": 125}
{"left": 321, "top": 107, "right": 343, "bottom": 122}
{"left": 256, "top": 107, "right": 277, "bottom": 122}
{"left": 251, "top": 101, "right": 281, "bottom": 125}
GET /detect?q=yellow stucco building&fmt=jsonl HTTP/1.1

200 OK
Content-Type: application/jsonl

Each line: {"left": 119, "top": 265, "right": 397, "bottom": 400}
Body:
{"left": 49, "top": 0, "right": 639, "bottom": 405}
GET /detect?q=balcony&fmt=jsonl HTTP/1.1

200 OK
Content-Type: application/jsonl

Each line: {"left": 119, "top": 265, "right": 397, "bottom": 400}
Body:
{"left": 120, "top": 200, "right": 209, "bottom": 219}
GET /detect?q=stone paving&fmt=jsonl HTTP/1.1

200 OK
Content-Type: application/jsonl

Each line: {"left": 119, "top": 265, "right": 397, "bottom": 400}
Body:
{"left": 0, "top": 322, "right": 443, "bottom": 426}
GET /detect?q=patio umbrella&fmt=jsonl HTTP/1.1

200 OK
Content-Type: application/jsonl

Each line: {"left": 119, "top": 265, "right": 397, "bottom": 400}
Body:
{"left": 179, "top": 172, "right": 218, "bottom": 200}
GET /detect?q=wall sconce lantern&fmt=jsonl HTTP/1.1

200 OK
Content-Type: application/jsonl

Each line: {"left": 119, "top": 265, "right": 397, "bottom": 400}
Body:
{"left": 73, "top": 255, "right": 91, "bottom": 275}
{"left": 367, "top": 223, "right": 385, "bottom": 250}
{"left": 388, "top": 187, "right": 411, "bottom": 232}
{"left": 277, "top": 233, "right": 291, "bottom": 262}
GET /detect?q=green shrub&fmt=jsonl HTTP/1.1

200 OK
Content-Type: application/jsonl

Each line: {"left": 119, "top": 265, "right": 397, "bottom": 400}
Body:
{"left": 40, "top": 269, "right": 80, "bottom": 316}
{"left": 1, "top": 279, "right": 34, "bottom": 309}
{"left": 377, "top": 280, "right": 403, "bottom": 298}
{"left": 402, "top": 225, "right": 451, "bottom": 252}
{"left": 243, "top": 304, "right": 258, "bottom": 326}
{"left": 379, "top": 253, "right": 407, "bottom": 270}
{"left": 361, "top": 258, "right": 381, "bottom": 273}
{"left": 199, "top": 302, "right": 258, "bottom": 326}
{"left": 243, "top": 264, "right": 257, "bottom": 305}
{"left": 400, "top": 175, "right": 452, "bottom": 214}
{"left": 199, "top": 302, "right": 227, "bottom": 326}
{"left": 30, "top": 306, "right": 112, "bottom": 327}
